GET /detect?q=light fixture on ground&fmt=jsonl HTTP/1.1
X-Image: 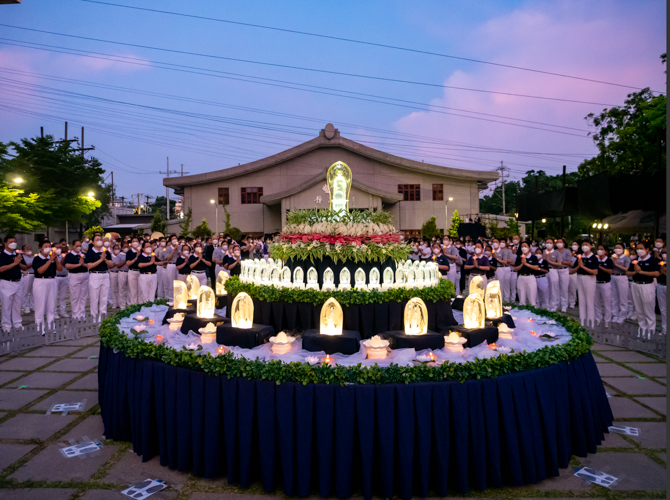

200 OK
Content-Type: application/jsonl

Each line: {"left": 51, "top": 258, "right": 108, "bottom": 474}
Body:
{"left": 231, "top": 292, "right": 253, "bottom": 329}
{"left": 320, "top": 297, "right": 343, "bottom": 336}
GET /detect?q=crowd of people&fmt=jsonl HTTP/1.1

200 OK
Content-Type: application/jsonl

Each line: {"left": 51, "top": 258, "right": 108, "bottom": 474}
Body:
{"left": 0, "top": 231, "right": 665, "bottom": 335}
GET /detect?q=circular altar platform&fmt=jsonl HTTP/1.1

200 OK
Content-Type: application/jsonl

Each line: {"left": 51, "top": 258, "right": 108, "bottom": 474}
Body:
{"left": 98, "top": 338, "right": 612, "bottom": 499}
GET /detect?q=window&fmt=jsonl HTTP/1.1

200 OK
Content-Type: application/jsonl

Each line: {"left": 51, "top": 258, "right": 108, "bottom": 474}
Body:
{"left": 218, "top": 187, "right": 229, "bottom": 205}
{"left": 432, "top": 184, "right": 443, "bottom": 201}
{"left": 241, "top": 187, "right": 263, "bottom": 204}
{"left": 398, "top": 184, "right": 421, "bottom": 201}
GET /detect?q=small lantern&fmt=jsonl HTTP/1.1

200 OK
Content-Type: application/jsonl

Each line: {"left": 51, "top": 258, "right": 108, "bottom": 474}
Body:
{"left": 216, "top": 271, "right": 229, "bottom": 295}
{"left": 231, "top": 292, "right": 254, "bottom": 329}
{"left": 320, "top": 297, "right": 343, "bottom": 336}
{"left": 167, "top": 312, "right": 185, "bottom": 331}
{"left": 322, "top": 267, "right": 336, "bottom": 291}
{"left": 368, "top": 268, "right": 380, "bottom": 290}
{"left": 306, "top": 267, "right": 319, "bottom": 290}
{"left": 270, "top": 331, "right": 296, "bottom": 354}
{"left": 293, "top": 267, "right": 305, "bottom": 289}
{"left": 382, "top": 267, "right": 394, "bottom": 291}
{"left": 485, "top": 280, "right": 503, "bottom": 319}
{"left": 173, "top": 281, "right": 188, "bottom": 310}
{"left": 199, "top": 322, "right": 217, "bottom": 343}
{"left": 186, "top": 275, "right": 200, "bottom": 300}
{"left": 463, "top": 294, "right": 485, "bottom": 329}
{"left": 339, "top": 268, "right": 351, "bottom": 291}
{"left": 469, "top": 275, "right": 485, "bottom": 300}
{"left": 363, "top": 335, "right": 389, "bottom": 359}
{"left": 155, "top": 334, "right": 164, "bottom": 345}
{"left": 497, "top": 322, "right": 514, "bottom": 340}
{"left": 444, "top": 331, "right": 467, "bottom": 352}
{"left": 197, "top": 286, "right": 215, "bottom": 319}
{"left": 354, "top": 268, "right": 367, "bottom": 290}
{"left": 404, "top": 297, "right": 428, "bottom": 335}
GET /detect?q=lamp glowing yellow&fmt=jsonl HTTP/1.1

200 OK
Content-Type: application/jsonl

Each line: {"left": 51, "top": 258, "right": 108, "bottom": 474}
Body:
{"left": 463, "top": 294, "right": 485, "bottom": 329}
{"left": 216, "top": 271, "right": 229, "bottom": 295}
{"left": 197, "top": 286, "right": 215, "bottom": 319}
{"left": 320, "top": 297, "right": 343, "bottom": 336}
{"left": 186, "top": 275, "right": 200, "bottom": 300}
{"left": 326, "top": 161, "right": 352, "bottom": 212}
{"left": 173, "top": 281, "right": 188, "bottom": 310}
{"left": 485, "top": 280, "right": 503, "bottom": 319}
{"left": 404, "top": 297, "right": 428, "bottom": 335}
{"left": 469, "top": 275, "right": 485, "bottom": 301}
{"left": 231, "top": 292, "right": 254, "bottom": 329}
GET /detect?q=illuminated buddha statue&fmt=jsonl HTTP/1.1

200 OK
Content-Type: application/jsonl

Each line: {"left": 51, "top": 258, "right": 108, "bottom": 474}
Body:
{"left": 404, "top": 297, "right": 428, "bottom": 335}
{"left": 306, "top": 267, "right": 319, "bottom": 290}
{"left": 197, "top": 286, "right": 215, "bottom": 319}
{"left": 469, "top": 275, "right": 485, "bottom": 301}
{"left": 293, "top": 267, "right": 304, "bottom": 289}
{"left": 281, "top": 266, "right": 292, "bottom": 287}
{"left": 485, "top": 280, "right": 503, "bottom": 319}
{"left": 463, "top": 294, "right": 485, "bottom": 329}
{"left": 369, "top": 268, "right": 380, "bottom": 290}
{"left": 354, "top": 268, "right": 367, "bottom": 290}
{"left": 339, "top": 268, "right": 351, "bottom": 291}
{"left": 231, "top": 292, "right": 254, "bottom": 329}
{"left": 322, "top": 267, "right": 335, "bottom": 291}
{"left": 186, "top": 275, "right": 200, "bottom": 300}
{"left": 382, "top": 267, "right": 394, "bottom": 291}
{"left": 216, "top": 271, "right": 229, "bottom": 295}
{"left": 326, "top": 161, "right": 352, "bottom": 214}
{"left": 320, "top": 297, "right": 343, "bottom": 336}
{"left": 173, "top": 280, "right": 188, "bottom": 309}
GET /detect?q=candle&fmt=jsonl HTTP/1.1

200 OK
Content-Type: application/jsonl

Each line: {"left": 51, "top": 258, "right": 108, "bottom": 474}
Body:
{"left": 155, "top": 335, "right": 164, "bottom": 345}
{"left": 488, "top": 343, "right": 497, "bottom": 350}
{"left": 527, "top": 318, "right": 533, "bottom": 322}
{"left": 321, "top": 354, "right": 335, "bottom": 365}
{"left": 530, "top": 330, "right": 537, "bottom": 336}
{"left": 217, "top": 345, "right": 226, "bottom": 355}
{"left": 147, "top": 320, "right": 155, "bottom": 325}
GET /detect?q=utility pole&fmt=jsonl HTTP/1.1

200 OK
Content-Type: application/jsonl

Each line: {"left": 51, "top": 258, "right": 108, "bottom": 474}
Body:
{"left": 131, "top": 193, "right": 145, "bottom": 213}
{"left": 159, "top": 157, "right": 178, "bottom": 221}
{"left": 145, "top": 195, "right": 154, "bottom": 212}
{"left": 40, "top": 127, "right": 44, "bottom": 138}
{"left": 120, "top": 196, "right": 126, "bottom": 207}
{"left": 560, "top": 165, "right": 566, "bottom": 237}
{"left": 495, "top": 161, "right": 510, "bottom": 215}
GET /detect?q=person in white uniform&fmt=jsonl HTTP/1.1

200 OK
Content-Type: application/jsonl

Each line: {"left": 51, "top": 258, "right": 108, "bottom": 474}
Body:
{"left": 21, "top": 244, "right": 34, "bottom": 314}
{"left": 610, "top": 243, "right": 631, "bottom": 324}
{"left": 657, "top": 247, "right": 666, "bottom": 334}
{"left": 32, "top": 239, "right": 62, "bottom": 332}
{"left": 64, "top": 240, "right": 89, "bottom": 320}
{"left": 125, "top": 237, "right": 142, "bottom": 305}
{"left": 163, "top": 236, "right": 180, "bottom": 298}
{"left": 496, "top": 239, "right": 515, "bottom": 302}
{"left": 513, "top": 241, "right": 538, "bottom": 305}
{"left": 572, "top": 241, "right": 599, "bottom": 327}
{"left": 85, "top": 235, "right": 114, "bottom": 321}
{"left": 0, "top": 236, "right": 27, "bottom": 332}
{"left": 534, "top": 248, "right": 550, "bottom": 309}
{"left": 137, "top": 241, "right": 159, "bottom": 303}
{"left": 509, "top": 235, "right": 521, "bottom": 301}
{"left": 594, "top": 245, "right": 613, "bottom": 325}
{"left": 627, "top": 241, "right": 661, "bottom": 334}
{"left": 54, "top": 242, "right": 69, "bottom": 318}
{"left": 112, "top": 243, "right": 129, "bottom": 310}
{"left": 568, "top": 241, "right": 580, "bottom": 309}
{"left": 443, "top": 237, "right": 461, "bottom": 295}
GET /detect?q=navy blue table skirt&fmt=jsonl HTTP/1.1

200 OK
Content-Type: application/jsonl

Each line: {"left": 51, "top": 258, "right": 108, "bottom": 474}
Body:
{"left": 99, "top": 346, "right": 612, "bottom": 499}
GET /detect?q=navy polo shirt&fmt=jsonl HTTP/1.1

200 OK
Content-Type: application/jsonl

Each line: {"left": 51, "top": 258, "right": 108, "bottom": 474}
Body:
{"left": 138, "top": 253, "right": 157, "bottom": 274}
{"left": 64, "top": 252, "right": 88, "bottom": 274}
{"left": 0, "top": 251, "right": 25, "bottom": 281}
{"left": 486, "top": 257, "right": 498, "bottom": 279}
{"left": 433, "top": 254, "right": 450, "bottom": 275}
{"left": 176, "top": 256, "right": 191, "bottom": 275}
{"left": 573, "top": 253, "right": 599, "bottom": 276}
{"left": 227, "top": 255, "right": 241, "bottom": 276}
{"left": 535, "top": 258, "right": 550, "bottom": 276}
{"left": 514, "top": 254, "right": 538, "bottom": 275}
{"left": 126, "top": 248, "right": 140, "bottom": 271}
{"left": 658, "top": 263, "right": 666, "bottom": 286}
{"left": 465, "top": 255, "right": 490, "bottom": 276}
{"left": 33, "top": 254, "right": 57, "bottom": 279}
{"left": 596, "top": 257, "right": 613, "bottom": 283}
{"left": 189, "top": 254, "right": 208, "bottom": 272}
{"left": 628, "top": 255, "right": 660, "bottom": 284}
{"left": 85, "top": 248, "right": 112, "bottom": 273}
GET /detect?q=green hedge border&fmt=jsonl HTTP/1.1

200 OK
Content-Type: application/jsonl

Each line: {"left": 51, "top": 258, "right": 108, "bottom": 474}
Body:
{"left": 223, "top": 276, "right": 455, "bottom": 307}
{"left": 99, "top": 301, "right": 593, "bottom": 386}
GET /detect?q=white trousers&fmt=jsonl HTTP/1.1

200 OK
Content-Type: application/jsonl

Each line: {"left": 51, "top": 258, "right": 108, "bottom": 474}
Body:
{"left": 178, "top": 273, "right": 189, "bottom": 283}
{"left": 89, "top": 273, "right": 110, "bottom": 320}
{"left": 594, "top": 282, "right": 612, "bottom": 323}
{"left": 447, "top": 266, "right": 459, "bottom": 296}
{"left": 568, "top": 273, "right": 578, "bottom": 308}
{"left": 128, "top": 270, "right": 140, "bottom": 305}
{"left": 33, "top": 278, "right": 56, "bottom": 329}
{"left": 496, "top": 267, "right": 511, "bottom": 303}
{"left": 627, "top": 280, "right": 637, "bottom": 319}
{"left": 0, "top": 279, "right": 23, "bottom": 330}
{"left": 21, "top": 274, "right": 34, "bottom": 311}
{"left": 509, "top": 271, "right": 519, "bottom": 302}
{"left": 657, "top": 284, "right": 666, "bottom": 333}
{"left": 556, "top": 268, "right": 570, "bottom": 312}
{"left": 116, "top": 272, "right": 128, "bottom": 309}
{"left": 536, "top": 276, "right": 549, "bottom": 309}
{"left": 109, "top": 272, "right": 120, "bottom": 308}
{"left": 139, "top": 273, "right": 158, "bottom": 303}
{"left": 68, "top": 272, "right": 89, "bottom": 319}
{"left": 547, "top": 269, "right": 560, "bottom": 311}
{"left": 577, "top": 274, "right": 597, "bottom": 327}
{"left": 55, "top": 276, "right": 68, "bottom": 314}
{"left": 156, "top": 265, "right": 166, "bottom": 299}
{"left": 165, "top": 264, "right": 177, "bottom": 299}
{"left": 192, "top": 271, "right": 207, "bottom": 288}
{"left": 610, "top": 275, "right": 629, "bottom": 323}
{"left": 631, "top": 282, "right": 657, "bottom": 332}
{"left": 517, "top": 275, "right": 537, "bottom": 306}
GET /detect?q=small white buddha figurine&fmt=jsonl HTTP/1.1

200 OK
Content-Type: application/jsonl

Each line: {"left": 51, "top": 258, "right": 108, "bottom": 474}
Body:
{"left": 173, "top": 280, "right": 188, "bottom": 309}
{"left": 306, "top": 267, "right": 319, "bottom": 290}
{"left": 186, "top": 275, "right": 200, "bottom": 300}
{"left": 281, "top": 266, "right": 292, "bottom": 288}
{"left": 354, "top": 268, "right": 367, "bottom": 290}
{"left": 216, "top": 271, "right": 229, "bottom": 295}
{"left": 469, "top": 275, "right": 485, "bottom": 301}
{"left": 322, "top": 267, "right": 336, "bottom": 291}
{"left": 382, "top": 267, "right": 394, "bottom": 291}
{"left": 368, "top": 268, "right": 380, "bottom": 290}
{"left": 463, "top": 294, "right": 485, "bottom": 329}
{"left": 293, "top": 267, "right": 305, "bottom": 289}
{"left": 338, "top": 268, "right": 351, "bottom": 291}
{"left": 197, "top": 286, "right": 215, "bottom": 319}
{"left": 395, "top": 267, "right": 405, "bottom": 287}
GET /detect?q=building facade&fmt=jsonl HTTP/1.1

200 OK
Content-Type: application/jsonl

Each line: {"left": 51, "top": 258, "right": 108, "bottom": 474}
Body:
{"left": 164, "top": 124, "right": 498, "bottom": 236}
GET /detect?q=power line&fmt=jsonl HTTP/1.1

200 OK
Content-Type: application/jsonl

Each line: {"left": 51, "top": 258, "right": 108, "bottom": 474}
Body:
{"left": 0, "top": 25, "right": 626, "bottom": 106}
{"left": 80, "top": 0, "right": 661, "bottom": 93}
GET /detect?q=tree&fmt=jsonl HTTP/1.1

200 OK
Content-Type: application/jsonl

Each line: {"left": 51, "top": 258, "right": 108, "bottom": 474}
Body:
{"left": 506, "top": 218, "right": 520, "bottom": 237}
{"left": 0, "top": 136, "right": 103, "bottom": 229}
{"left": 222, "top": 204, "right": 242, "bottom": 241}
{"left": 192, "top": 218, "right": 213, "bottom": 239}
{"left": 578, "top": 55, "right": 666, "bottom": 178}
{"left": 421, "top": 216, "right": 441, "bottom": 239}
{"left": 179, "top": 207, "right": 192, "bottom": 236}
{"left": 150, "top": 210, "right": 167, "bottom": 234}
{"left": 82, "top": 180, "right": 112, "bottom": 228}
{"left": 151, "top": 196, "right": 176, "bottom": 218}
{"left": 479, "top": 180, "right": 521, "bottom": 215}
{"left": 83, "top": 225, "right": 104, "bottom": 240}
{"left": 0, "top": 183, "right": 50, "bottom": 234}
{"left": 448, "top": 210, "right": 462, "bottom": 237}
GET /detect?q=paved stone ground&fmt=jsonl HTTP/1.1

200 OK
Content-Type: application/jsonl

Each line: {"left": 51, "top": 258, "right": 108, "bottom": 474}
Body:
{"left": 0, "top": 338, "right": 665, "bottom": 499}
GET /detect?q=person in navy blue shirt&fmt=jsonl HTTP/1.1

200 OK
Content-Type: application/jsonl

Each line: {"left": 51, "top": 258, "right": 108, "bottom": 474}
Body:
{"left": 627, "top": 241, "right": 661, "bottom": 332}
{"left": 85, "top": 235, "right": 114, "bottom": 321}
{"left": 225, "top": 244, "right": 242, "bottom": 277}
{"left": 484, "top": 245, "right": 497, "bottom": 281}
{"left": 463, "top": 242, "right": 490, "bottom": 290}
{"left": 571, "top": 240, "right": 599, "bottom": 326}
{"left": 0, "top": 235, "right": 27, "bottom": 331}
{"left": 125, "top": 237, "right": 141, "bottom": 305}
{"left": 534, "top": 248, "right": 550, "bottom": 309}
{"left": 137, "top": 241, "right": 159, "bottom": 303}
{"left": 32, "top": 239, "right": 62, "bottom": 331}
{"left": 431, "top": 243, "right": 450, "bottom": 279}
{"left": 513, "top": 241, "right": 539, "bottom": 305}
{"left": 594, "top": 244, "right": 614, "bottom": 324}
{"left": 658, "top": 246, "right": 666, "bottom": 334}
{"left": 63, "top": 239, "right": 89, "bottom": 320}
{"left": 176, "top": 245, "right": 192, "bottom": 282}
{"left": 189, "top": 242, "right": 211, "bottom": 287}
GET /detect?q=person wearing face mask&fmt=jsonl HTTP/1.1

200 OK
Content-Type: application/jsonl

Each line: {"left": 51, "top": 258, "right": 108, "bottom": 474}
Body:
{"left": 484, "top": 245, "right": 497, "bottom": 282}
{"left": 54, "top": 242, "right": 69, "bottom": 318}
{"left": 610, "top": 243, "right": 631, "bottom": 324}
{"left": 442, "top": 237, "right": 460, "bottom": 294}
{"left": 509, "top": 235, "right": 522, "bottom": 302}
{"left": 137, "top": 242, "right": 159, "bottom": 302}
{"left": 419, "top": 239, "right": 432, "bottom": 261}
{"left": 657, "top": 246, "right": 666, "bottom": 334}
{"left": 626, "top": 241, "right": 661, "bottom": 333}
{"left": 189, "top": 243, "right": 211, "bottom": 287}
{"left": 212, "top": 241, "right": 227, "bottom": 279}
{"left": 109, "top": 243, "right": 128, "bottom": 309}
{"left": 0, "top": 236, "right": 28, "bottom": 332}
{"left": 64, "top": 240, "right": 89, "bottom": 320}
{"left": 455, "top": 239, "right": 468, "bottom": 294}
{"left": 431, "top": 243, "right": 450, "bottom": 279}
{"left": 154, "top": 237, "right": 168, "bottom": 300}
{"left": 204, "top": 237, "right": 216, "bottom": 287}
{"left": 652, "top": 237, "right": 665, "bottom": 261}
{"left": 32, "top": 239, "right": 62, "bottom": 332}
{"left": 534, "top": 249, "right": 550, "bottom": 309}
{"left": 176, "top": 246, "right": 192, "bottom": 282}
{"left": 463, "top": 242, "right": 490, "bottom": 291}
{"left": 543, "top": 238, "right": 560, "bottom": 311}
{"left": 162, "top": 236, "right": 180, "bottom": 299}
{"left": 593, "top": 245, "right": 613, "bottom": 325}
{"left": 82, "top": 236, "right": 90, "bottom": 252}
{"left": 495, "top": 239, "right": 514, "bottom": 302}
{"left": 21, "top": 244, "right": 35, "bottom": 314}
{"left": 551, "top": 238, "right": 572, "bottom": 312}
{"left": 126, "top": 237, "right": 142, "bottom": 305}
{"left": 225, "top": 244, "right": 242, "bottom": 276}
{"left": 85, "top": 234, "right": 114, "bottom": 321}
{"left": 513, "top": 242, "right": 539, "bottom": 306}
{"left": 568, "top": 241, "right": 581, "bottom": 309}
{"left": 570, "top": 240, "right": 599, "bottom": 327}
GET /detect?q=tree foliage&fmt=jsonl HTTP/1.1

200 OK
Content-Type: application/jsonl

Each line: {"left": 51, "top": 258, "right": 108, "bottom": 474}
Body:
{"left": 151, "top": 196, "right": 176, "bottom": 217}
{"left": 448, "top": 209, "right": 462, "bottom": 237}
{"left": 421, "top": 216, "right": 441, "bottom": 239}
{"left": 150, "top": 210, "right": 167, "bottom": 234}
{"left": 0, "top": 183, "right": 49, "bottom": 234}
{"left": 179, "top": 207, "right": 192, "bottom": 237}
{"left": 84, "top": 225, "right": 104, "bottom": 239}
{"left": 192, "top": 218, "right": 213, "bottom": 239}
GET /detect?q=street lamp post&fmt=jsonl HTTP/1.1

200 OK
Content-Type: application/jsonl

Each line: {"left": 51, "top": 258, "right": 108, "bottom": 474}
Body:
{"left": 210, "top": 199, "right": 218, "bottom": 235}
{"left": 444, "top": 197, "right": 454, "bottom": 236}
